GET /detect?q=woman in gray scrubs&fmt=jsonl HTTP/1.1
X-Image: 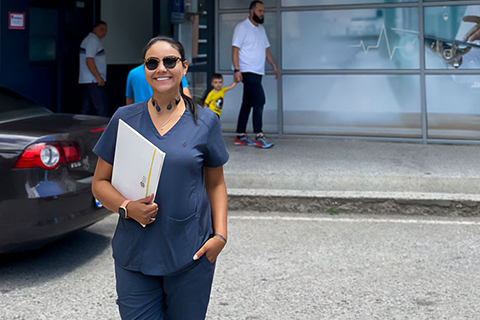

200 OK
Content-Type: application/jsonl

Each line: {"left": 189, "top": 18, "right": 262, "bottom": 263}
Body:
{"left": 92, "top": 36, "right": 229, "bottom": 320}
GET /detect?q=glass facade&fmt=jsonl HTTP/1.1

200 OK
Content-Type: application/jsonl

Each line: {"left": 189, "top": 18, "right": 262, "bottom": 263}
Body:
{"left": 282, "top": 8, "right": 419, "bottom": 69}
{"left": 219, "top": 0, "right": 277, "bottom": 9}
{"left": 283, "top": 74, "right": 421, "bottom": 137}
{"left": 218, "top": 12, "right": 277, "bottom": 71}
{"left": 425, "top": 5, "right": 480, "bottom": 70}
{"left": 282, "top": 0, "right": 415, "bottom": 6}
{"left": 219, "top": 75, "right": 279, "bottom": 133}
{"left": 426, "top": 75, "right": 480, "bottom": 139}
{"left": 216, "top": 0, "right": 480, "bottom": 142}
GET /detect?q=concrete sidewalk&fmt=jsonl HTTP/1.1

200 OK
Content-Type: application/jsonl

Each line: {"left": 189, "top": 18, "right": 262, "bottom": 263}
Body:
{"left": 222, "top": 137, "right": 480, "bottom": 216}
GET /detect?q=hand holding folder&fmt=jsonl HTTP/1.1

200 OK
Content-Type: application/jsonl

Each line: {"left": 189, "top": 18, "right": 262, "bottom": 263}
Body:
{"left": 111, "top": 120, "right": 166, "bottom": 226}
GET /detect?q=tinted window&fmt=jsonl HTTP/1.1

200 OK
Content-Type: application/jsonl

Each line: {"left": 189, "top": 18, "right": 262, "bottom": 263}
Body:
{"left": 0, "top": 88, "right": 51, "bottom": 123}
{"left": 282, "top": 8, "right": 419, "bottom": 70}
{"left": 29, "top": 7, "right": 57, "bottom": 62}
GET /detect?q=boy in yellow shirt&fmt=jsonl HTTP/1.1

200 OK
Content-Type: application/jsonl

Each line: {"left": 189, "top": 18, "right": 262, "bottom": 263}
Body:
{"left": 204, "top": 73, "right": 237, "bottom": 117}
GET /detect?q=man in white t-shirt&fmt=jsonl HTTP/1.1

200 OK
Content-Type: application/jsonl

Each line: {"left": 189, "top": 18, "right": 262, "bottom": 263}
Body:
{"left": 232, "top": 1, "right": 279, "bottom": 149}
{"left": 79, "top": 21, "right": 109, "bottom": 116}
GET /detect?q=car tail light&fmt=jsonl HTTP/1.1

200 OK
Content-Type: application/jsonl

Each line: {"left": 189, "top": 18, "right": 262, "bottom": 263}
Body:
{"left": 60, "top": 142, "right": 81, "bottom": 163}
{"left": 89, "top": 127, "right": 106, "bottom": 133}
{"left": 13, "top": 142, "right": 81, "bottom": 170}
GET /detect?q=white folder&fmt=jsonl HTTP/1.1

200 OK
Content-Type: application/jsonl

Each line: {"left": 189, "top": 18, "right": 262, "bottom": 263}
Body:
{"left": 111, "top": 120, "right": 166, "bottom": 202}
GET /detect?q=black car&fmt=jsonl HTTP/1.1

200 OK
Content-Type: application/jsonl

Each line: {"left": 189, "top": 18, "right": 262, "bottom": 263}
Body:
{"left": 0, "top": 87, "right": 110, "bottom": 253}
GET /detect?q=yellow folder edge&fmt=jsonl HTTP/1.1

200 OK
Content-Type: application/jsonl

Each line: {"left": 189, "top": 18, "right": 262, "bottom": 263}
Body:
{"left": 146, "top": 149, "right": 157, "bottom": 198}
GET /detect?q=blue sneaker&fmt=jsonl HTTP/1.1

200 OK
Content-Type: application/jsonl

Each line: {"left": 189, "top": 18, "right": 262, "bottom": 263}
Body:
{"left": 254, "top": 134, "right": 274, "bottom": 149}
{"left": 234, "top": 135, "right": 256, "bottom": 146}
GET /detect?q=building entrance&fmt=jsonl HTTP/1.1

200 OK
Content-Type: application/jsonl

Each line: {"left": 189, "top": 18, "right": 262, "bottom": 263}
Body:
{"left": 0, "top": 0, "right": 97, "bottom": 113}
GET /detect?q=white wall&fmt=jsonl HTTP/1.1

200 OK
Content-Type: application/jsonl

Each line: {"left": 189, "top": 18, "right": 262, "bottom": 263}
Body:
{"left": 101, "top": 0, "right": 153, "bottom": 64}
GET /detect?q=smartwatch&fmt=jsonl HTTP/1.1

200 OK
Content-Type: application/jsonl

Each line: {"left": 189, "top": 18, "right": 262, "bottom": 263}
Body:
{"left": 119, "top": 199, "right": 131, "bottom": 219}
{"left": 234, "top": 69, "right": 240, "bottom": 73}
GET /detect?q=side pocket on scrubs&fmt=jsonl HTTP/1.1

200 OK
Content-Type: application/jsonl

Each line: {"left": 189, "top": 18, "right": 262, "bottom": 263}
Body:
{"left": 165, "top": 212, "right": 201, "bottom": 267}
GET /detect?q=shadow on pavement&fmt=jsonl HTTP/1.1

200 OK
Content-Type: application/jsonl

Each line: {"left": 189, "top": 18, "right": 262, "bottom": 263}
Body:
{"left": 0, "top": 227, "right": 111, "bottom": 289}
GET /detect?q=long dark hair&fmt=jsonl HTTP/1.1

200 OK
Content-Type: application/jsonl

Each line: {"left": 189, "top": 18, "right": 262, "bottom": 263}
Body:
{"left": 143, "top": 36, "right": 198, "bottom": 123}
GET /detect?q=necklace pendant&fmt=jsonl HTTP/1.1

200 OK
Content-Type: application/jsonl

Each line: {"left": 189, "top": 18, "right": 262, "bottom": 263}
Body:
{"left": 167, "top": 103, "right": 172, "bottom": 111}
{"left": 155, "top": 105, "right": 161, "bottom": 112}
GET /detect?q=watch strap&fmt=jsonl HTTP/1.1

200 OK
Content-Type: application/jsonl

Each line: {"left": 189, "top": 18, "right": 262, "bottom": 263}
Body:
{"left": 120, "top": 199, "right": 131, "bottom": 219}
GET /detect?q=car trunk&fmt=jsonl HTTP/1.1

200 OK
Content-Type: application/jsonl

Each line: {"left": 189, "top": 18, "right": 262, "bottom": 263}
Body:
{"left": 0, "top": 113, "right": 109, "bottom": 184}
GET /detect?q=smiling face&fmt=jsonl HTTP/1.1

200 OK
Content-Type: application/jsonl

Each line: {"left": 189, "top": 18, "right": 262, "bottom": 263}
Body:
{"left": 144, "top": 41, "right": 188, "bottom": 96}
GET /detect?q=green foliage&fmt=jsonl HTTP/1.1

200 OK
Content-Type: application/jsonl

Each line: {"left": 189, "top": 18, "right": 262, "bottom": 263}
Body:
{"left": 327, "top": 207, "right": 339, "bottom": 215}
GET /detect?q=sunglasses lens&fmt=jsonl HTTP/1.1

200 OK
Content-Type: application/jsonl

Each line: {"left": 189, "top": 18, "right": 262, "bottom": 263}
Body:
{"left": 145, "top": 59, "right": 159, "bottom": 70}
{"left": 163, "top": 57, "right": 178, "bottom": 69}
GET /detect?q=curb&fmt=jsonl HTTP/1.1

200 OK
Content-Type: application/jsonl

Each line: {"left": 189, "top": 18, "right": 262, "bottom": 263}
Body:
{"left": 227, "top": 189, "right": 480, "bottom": 217}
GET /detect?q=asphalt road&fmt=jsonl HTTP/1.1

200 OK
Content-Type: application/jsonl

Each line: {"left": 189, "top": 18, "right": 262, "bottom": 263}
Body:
{"left": 2, "top": 211, "right": 480, "bottom": 319}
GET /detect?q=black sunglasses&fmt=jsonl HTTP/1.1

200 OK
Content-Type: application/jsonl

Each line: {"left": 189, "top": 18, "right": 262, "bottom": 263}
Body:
{"left": 144, "top": 56, "right": 182, "bottom": 70}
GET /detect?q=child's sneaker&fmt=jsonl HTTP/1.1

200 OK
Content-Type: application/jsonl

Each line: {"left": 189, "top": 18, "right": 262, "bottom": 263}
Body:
{"left": 254, "top": 133, "right": 274, "bottom": 149}
{"left": 234, "top": 135, "right": 256, "bottom": 146}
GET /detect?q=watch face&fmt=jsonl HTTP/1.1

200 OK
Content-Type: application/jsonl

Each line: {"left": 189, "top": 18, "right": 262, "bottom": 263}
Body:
{"left": 119, "top": 207, "right": 126, "bottom": 219}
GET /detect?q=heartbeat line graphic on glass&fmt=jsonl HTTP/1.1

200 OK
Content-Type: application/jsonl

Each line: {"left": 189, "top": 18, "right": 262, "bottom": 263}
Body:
{"left": 349, "top": 24, "right": 418, "bottom": 60}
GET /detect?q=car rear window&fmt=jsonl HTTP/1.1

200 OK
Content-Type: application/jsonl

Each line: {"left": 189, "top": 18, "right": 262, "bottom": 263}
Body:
{"left": 0, "top": 88, "right": 51, "bottom": 123}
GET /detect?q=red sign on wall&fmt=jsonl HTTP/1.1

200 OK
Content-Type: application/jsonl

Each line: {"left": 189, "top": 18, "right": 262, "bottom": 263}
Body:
{"left": 9, "top": 12, "right": 25, "bottom": 30}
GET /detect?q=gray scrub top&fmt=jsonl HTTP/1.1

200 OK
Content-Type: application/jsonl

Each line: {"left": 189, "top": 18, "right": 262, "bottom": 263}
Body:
{"left": 93, "top": 101, "right": 229, "bottom": 275}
